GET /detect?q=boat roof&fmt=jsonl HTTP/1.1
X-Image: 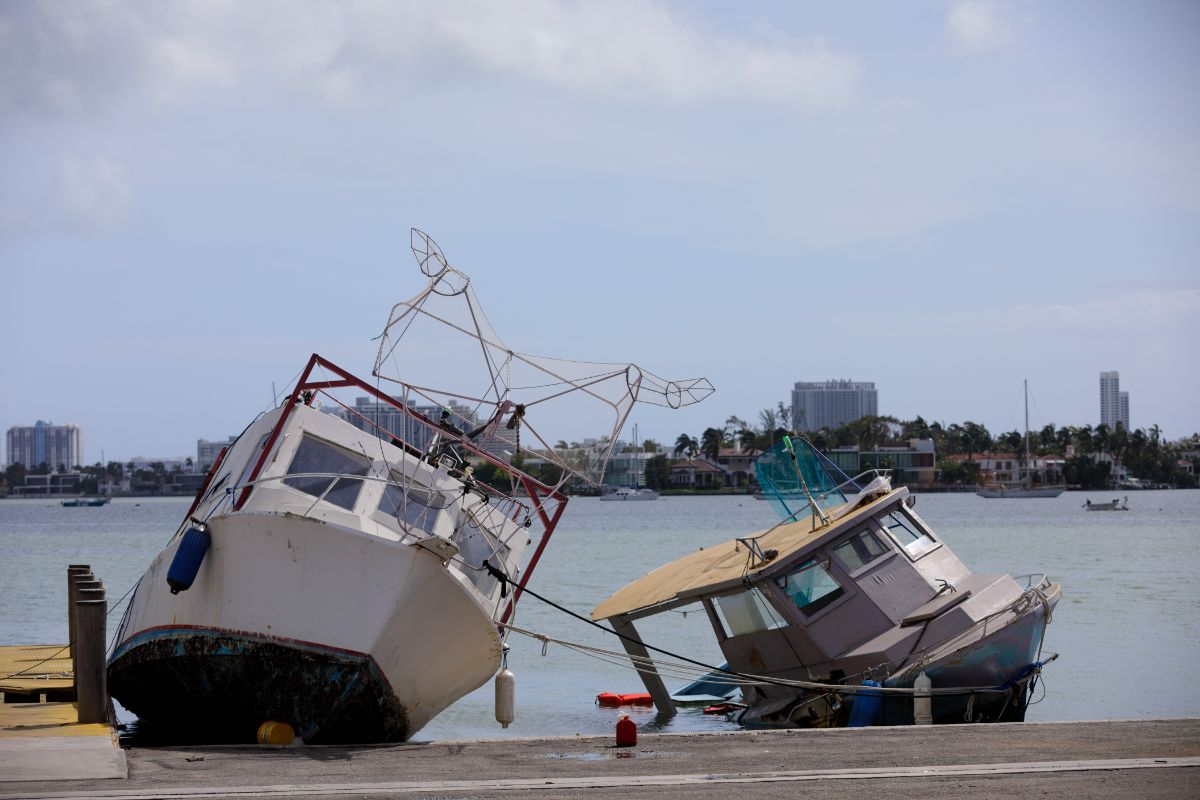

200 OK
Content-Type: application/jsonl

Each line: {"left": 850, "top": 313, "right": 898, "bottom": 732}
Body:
{"left": 591, "top": 487, "right": 904, "bottom": 622}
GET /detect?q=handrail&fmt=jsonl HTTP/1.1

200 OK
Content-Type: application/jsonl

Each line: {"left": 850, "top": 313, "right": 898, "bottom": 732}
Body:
{"left": 210, "top": 471, "right": 515, "bottom": 567}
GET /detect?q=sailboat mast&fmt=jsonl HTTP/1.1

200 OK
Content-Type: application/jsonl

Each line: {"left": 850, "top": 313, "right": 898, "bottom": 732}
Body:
{"left": 633, "top": 424, "right": 639, "bottom": 490}
{"left": 1023, "top": 379, "right": 1031, "bottom": 485}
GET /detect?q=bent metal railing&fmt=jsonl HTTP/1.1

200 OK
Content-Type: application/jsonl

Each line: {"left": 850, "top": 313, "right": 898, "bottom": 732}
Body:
{"left": 232, "top": 353, "right": 568, "bottom": 625}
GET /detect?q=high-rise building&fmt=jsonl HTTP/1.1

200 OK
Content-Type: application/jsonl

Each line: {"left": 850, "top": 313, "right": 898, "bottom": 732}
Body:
{"left": 341, "top": 397, "right": 479, "bottom": 454}
{"left": 791, "top": 380, "right": 878, "bottom": 432}
{"left": 197, "top": 437, "right": 238, "bottom": 472}
{"left": 1099, "top": 371, "right": 1130, "bottom": 430}
{"left": 6, "top": 421, "right": 83, "bottom": 471}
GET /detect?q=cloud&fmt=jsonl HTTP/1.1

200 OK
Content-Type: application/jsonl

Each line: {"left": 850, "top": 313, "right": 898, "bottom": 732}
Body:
{"left": 0, "top": 1, "right": 861, "bottom": 116}
{"left": 914, "top": 288, "right": 1200, "bottom": 337}
{"left": 946, "top": 0, "right": 1015, "bottom": 53}
{"left": 56, "top": 155, "right": 133, "bottom": 230}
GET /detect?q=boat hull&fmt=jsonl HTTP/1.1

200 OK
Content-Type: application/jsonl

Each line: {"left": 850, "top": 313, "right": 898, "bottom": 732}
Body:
{"left": 109, "top": 627, "right": 407, "bottom": 743}
{"left": 976, "top": 486, "right": 1064, "bottom": 498}
{"left": 739, "top": 580, "right": 1060, "bottom": 729}
{"left": 879, "top": 581, "right": 1059, "bottom": 724}
{"left": 108, "top": 510, "right": 502, "bottom": 743}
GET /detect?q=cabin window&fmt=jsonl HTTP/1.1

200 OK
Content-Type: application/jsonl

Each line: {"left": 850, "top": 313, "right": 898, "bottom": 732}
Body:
{"left": 379, "top": 482, "right": 444, "bottom": 534}
{"left": 237, "top": 434, "right": 271, "bottom": 491}
{"left": 880, "top": 510, "right": 937, "bottom": 557}
{"left": 202, "top": 472, "right": 229, "bottom": 502}
{"left": 777, "top": 559, "right": 844, "bottom": 616}
{"left": 283, "top": 434, "right": 370, "bottom": 510}
{"left": 712, "top": 588, "right": 789, "bottom": 637}
{"left": 833, "top": 528, "right": 891, "bottom": 572}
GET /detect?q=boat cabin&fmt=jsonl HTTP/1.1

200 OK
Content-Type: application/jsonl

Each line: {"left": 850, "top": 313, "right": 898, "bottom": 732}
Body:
{"left": 592, "top": 483, "right": 1025, "bottom": 714}
{"left": 188, "top": 397, "right": 535, "bottom": 614}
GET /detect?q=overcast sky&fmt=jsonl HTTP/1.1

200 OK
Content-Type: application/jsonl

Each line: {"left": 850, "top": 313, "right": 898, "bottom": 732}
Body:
{"left": 1, "top": 0, "right": 1197, "bottom": 463}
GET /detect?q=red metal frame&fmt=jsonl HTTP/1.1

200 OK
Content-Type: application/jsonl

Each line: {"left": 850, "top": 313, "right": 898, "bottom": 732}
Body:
{"left": 184, "top": 446, "right": 228, "bottom": 521}
{"left": 234, "top": 353, "right": 570, "bottom": 617}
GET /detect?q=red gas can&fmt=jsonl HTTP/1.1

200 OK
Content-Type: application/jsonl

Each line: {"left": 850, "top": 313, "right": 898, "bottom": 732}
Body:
{"left": 615, "top": 714, "right": 637, "bottom": 747}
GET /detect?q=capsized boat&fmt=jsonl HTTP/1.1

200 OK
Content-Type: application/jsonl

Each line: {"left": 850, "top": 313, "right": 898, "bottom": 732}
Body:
{"left": 108, "top": 229, "right": 712, "bottom": 744}
{"left": 592, "top": 436, "right": 1060, "bottom": 728}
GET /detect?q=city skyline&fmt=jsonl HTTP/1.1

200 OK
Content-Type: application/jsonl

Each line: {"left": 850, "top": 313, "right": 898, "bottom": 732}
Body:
{"left": 3, "top": 370, "right": 1184, "bottom": 469}
{"left": 2, "top": 2, "right": 1196, "bottom": 461}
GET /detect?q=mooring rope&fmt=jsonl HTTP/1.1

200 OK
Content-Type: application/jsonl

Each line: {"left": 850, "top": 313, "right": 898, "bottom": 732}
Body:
{"left": 485, "top": 563, "right": 1055, "bottom": 698}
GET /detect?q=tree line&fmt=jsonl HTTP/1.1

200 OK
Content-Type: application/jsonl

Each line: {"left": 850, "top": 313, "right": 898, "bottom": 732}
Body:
{"left": 664, "top": 406, "right": 1198, "bottom": 490}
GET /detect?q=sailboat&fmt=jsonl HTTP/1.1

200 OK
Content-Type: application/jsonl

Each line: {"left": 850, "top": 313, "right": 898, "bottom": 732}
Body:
{"left": 977, "top": 380, "right": 1065, "bottom": 499}
{"left": 600, "top": 424, "right": 659, "bottom": 501}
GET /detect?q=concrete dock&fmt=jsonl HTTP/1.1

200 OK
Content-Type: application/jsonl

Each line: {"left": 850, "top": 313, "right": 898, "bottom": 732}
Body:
{"left": 0, "top": 718, "right": 1195, "bottom": 799}
{"left": 0, "top": 644, "right": 127, "bottom": 784}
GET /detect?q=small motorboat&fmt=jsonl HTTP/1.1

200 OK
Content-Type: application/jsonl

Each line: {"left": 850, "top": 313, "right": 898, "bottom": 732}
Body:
{"left": 61, "top": 497, "right": 110, "bottom": 507}
{"left": 1084, "top": 497, "right": 1129, "bottom": 511}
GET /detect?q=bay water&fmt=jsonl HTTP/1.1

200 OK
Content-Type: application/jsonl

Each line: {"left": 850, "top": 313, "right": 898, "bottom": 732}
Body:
{"left": 2, "top": 490, "right": 1197, "bottom": 740}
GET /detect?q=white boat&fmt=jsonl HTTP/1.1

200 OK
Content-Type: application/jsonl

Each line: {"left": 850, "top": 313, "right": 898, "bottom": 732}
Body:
{"left": 594, "top": 436, "right": 1060, "bottom": 728}
{"left": 600, "top": 487, "right": 660, "bottom": 501}
{"left": 1084, "top": 497, "right": 1128, "bottom": 511}
{"left": 977, "top": 380, "right": 1065, "bottom": 499}
{"left": 600, "top": 425, "right": 659, "bottom": 501}
{"left": 108, "top": 230, "right": 712, "bottom": 743}
{"left": 976, "top": 485, "right": 1064, "bottom": 499}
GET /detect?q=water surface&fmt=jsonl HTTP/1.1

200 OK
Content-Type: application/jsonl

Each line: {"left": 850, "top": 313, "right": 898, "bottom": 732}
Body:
{"left": 1, "top": 490, "right": 1197, "bottom": 740}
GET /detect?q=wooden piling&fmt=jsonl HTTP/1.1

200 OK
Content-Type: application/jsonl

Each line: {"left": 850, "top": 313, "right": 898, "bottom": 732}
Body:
{"left": 74, "top": 585, "right": 107, "bottom": 725}
{"left": 67, "top": 566, "right": 92, "bottom": 669}
{"left": 70, "top": 576, "right": 100, "bottom": 685}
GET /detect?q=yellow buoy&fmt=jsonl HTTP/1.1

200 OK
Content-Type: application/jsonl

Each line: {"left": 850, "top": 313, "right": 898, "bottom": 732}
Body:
{"left": 257, "top": 721, "right": 296, "bottom": 745}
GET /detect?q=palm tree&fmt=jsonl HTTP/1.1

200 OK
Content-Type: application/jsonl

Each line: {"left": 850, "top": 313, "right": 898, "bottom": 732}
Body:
{"left": 902, "top": 416, "right": 931, "bottom": 441}
{"left": 1093, "top": 424, "right": 1112, "bottom": 461}
{"left": 997, "top": 430, "right": 1023, "bottom": 456}
{"left": 700, "top": 428, "right": 725, "bottom": 461}
{"left": 1055, "top": 426, "right": 1074, "bottom": 455}
{"left": 961, "top": 422, "right": 993, "bottom": 461}
{"left": 1072, "top": 425, "right": 1095, "bottom": 456}
{"left": 674, "top": 433, "right": 698, "bottom": 458}
{"left": 1039, "top": 424, "right": 1057, "bottom": 454}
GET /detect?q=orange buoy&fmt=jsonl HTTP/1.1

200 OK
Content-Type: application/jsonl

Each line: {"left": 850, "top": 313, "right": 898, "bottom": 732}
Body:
{"left": 615, "top": 714, "right": 636, "bottom": 747}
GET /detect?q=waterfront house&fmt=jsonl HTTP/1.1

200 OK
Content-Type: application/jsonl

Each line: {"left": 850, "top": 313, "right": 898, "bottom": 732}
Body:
{"left": 669, "top": 457, "right": 728, "bottom": 489}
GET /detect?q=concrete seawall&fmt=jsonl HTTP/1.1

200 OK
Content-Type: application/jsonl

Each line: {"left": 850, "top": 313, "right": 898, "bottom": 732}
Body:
{"left": 1, "top": 718, "right": 1196, "bottom": 799}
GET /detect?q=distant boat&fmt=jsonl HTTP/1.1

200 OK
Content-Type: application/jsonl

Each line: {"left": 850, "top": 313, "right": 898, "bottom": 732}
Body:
{"left": 600, "top": 424, "right": 659, "bottom": 501}
{"left": 977, "top": 380, "right": 1065, "bottom": 499}
{"left": 600, "top": 487, "right": 660, "bottom": 501}
{"left": 1084, "top": 497, "right": 1129, "bottom": 512}
{"left": 61, "top": 497, "right": 110, "bottom": 507}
